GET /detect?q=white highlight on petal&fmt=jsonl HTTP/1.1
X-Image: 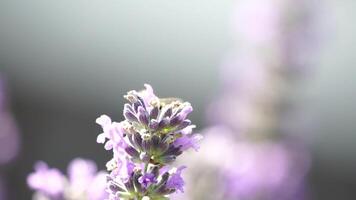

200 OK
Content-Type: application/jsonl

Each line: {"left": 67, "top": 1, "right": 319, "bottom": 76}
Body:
{"left": 95, "top": 115, "right": 111, "bottom": 126}
{"left": 96, "top": 133, "right": 106, "bottom": 144}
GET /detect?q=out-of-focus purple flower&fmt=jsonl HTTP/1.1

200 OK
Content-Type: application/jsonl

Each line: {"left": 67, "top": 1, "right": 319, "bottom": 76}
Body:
{"left": 222, "top": 138, "right": 310, "bottom": 200}
{"left": 27, "top": 161, "right": 66, "bottom": 198}
{"left": 179, "top": 127, "right": 310, "bottom": 200}
{"left": 65, "top": 158, "right": 108, "bottom": 199}
{"left": 0, "top": 76, "right": 20, "bottom": 165}
{"left": 68, "top": 158, "right": 97, "bottom": 189}
{"left": 0, "top": 75, "right": 20, "bottom": 200}
{"left": 220, "top": 53, "right": 270, "bottom": 95}
{"left": 27, "top": 158, "right": 108, "bottom": 200}
{"left": 207, "top": 93, "right": 280, "bottom": 137}
{"left": 175, "top": 0, "right": 318, "bottom": 199}
{"left": 87, "top": 172, "right": 108, "bottom": 200}
{"left": 67, "top": 158, "right": 108, "bottom": 200}
{"left": 0, "top": 113, "right": 20, "bottom": 165}
{"left": 231, "top": 0, "right": 319, "bottom": 74}
{"left": 232, "top": 0, "right": 280, "bottom": 44}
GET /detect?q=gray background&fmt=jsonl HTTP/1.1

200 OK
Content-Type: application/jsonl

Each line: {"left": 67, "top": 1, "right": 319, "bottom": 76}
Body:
{"left": 0, "top": 0, "right": 355, "bottom": 199}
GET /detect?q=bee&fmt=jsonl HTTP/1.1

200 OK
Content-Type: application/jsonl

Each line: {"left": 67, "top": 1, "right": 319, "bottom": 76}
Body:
{"left": 159, "top": 98, "right": 183, "bottom": 109}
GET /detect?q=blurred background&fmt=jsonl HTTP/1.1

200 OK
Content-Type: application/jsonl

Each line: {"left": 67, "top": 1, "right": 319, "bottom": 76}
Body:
{"left": 0, "top": 0, "right": 355, "bottom": 199}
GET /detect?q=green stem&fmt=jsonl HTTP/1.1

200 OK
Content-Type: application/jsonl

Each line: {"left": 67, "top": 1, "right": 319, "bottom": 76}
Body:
{"left": 144, "top": 162, "right": 149, "bottom": 173}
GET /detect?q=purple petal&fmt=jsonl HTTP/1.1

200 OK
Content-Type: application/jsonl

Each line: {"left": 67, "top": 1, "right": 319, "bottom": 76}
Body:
{"left": 180, "top": 125, "right": 196, "bottom": 135}
{"left": 174, "top": 134, "right": 203, "bottom": 151}
{"left": 139, "top": 84, "right": 158, "bottom": 109}
{"left": 138, "top": 173, "right": 157, "bottom": 188}
{"left": 104, "top": 141, "right": 114, "bottom": 150}
{"left": 177, "top": 104, "right": 193, "bottom": 120}
{"left": 166, "top": 166, "right": 187, "bottom": 193}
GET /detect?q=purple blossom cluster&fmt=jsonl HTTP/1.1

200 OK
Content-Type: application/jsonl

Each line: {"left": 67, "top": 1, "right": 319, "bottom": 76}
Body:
{"left": 27, "top": 158, "right": 108, "bottom": 200}
{"left": 97, "top": 84, "right": 202, "bottom": 200}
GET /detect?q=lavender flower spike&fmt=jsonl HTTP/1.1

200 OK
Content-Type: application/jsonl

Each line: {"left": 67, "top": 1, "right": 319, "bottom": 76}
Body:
{"left": 97, "top": 84, "right": 202, "bottom": 200}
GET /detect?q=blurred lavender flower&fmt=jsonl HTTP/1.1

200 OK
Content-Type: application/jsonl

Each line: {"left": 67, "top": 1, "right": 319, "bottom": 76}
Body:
{"left": 0, "top": 75, "right": 20, "bottom": 200}
{"left": 230, "top": 0, "right": 319, "bottom": 74}
{"left": 0, "top": 112, "right": 20, "bottom": 171}
{"left": 27, "top": 162, "right": 66, "bottom": 199}
{"left": 166, "top": 166, "right": 186, "bottom": 193}
{"left": 209, "top": 0, "right": 319, "bottom": 138}
{"left": 27, "top": 158, "right": 108, "bottom": 200}
{"left": 174, "top": 127, "right": 310, "bottom": 200}
{"left": 232, "top": 0, "right": 280, "bottom": 44}
{"left": 97, "top": 84, "right": 201, "bottom": 200}
{"left": 0, "top": 76, "right": 20, "bottom": 165}
{"left": 175, "top": 0, "right": 319, "bottom": 200}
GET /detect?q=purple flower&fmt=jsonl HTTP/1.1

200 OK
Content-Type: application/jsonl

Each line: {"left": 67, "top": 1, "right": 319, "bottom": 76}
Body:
{"left": 87, "top": 172, "right": 108, "bottom": 200}
{"left": 221, "top": 139, "right": 310, "bottom": 200}
{"left": 110, "top": 158, "right": 135, "bottom": 182}
{"left": 98, "top": 85, "right": 200, "bottom": 199}
{"left": 173, "top": 134, "right": 203, "bottom": 151}
{"left": 174, "top": 127, "right": 311, "bottom": 200}
{"left": 67, "top": 159, "right": 98, "bottom": 193}
{"left": 138, "top": 173, "right": 157, "bottom": 188}
{"left": 139, "top": 84, "right": 158, "bottom": 110}
{"left": 166, "top": 166, "right": 186, "bottom": 193}
{"left": 0, "top": 76, "right": 20, "bottom": 165}
{"left": 0, "top": 113, "right": 20, "bottom": 165}
{"left": 96, "top": 115, "right": 127, "bottom": 151}
{"left": 232, "top": 0, "right": 280, "bottom": 43}
{"left": 66, "top": 158, "right": 109, "bottom": 200}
